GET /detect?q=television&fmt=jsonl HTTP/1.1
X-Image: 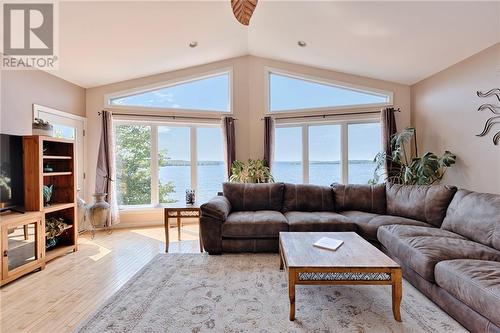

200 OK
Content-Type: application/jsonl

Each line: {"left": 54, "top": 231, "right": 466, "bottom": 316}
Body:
{"left": 0, "top": 134, "right": 25, "bottom": 213}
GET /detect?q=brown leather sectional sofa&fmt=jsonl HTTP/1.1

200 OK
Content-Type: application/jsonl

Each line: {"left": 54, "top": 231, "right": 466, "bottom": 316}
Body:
{"left": 200, "top": 182, "right": 500, "bottom": 332}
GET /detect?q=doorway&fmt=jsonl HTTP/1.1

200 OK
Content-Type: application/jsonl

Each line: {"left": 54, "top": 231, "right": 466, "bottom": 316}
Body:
{"left": 33, "top": 104, "right": 87, "bottom": 201}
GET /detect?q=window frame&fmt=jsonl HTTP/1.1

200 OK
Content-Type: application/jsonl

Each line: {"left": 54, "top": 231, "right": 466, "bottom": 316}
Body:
{"left": 265, "top": 67, "right": 393, "bottom": 115}
{"left": 274, "top": 113, "right": 381, "bottom": 185}
{"left": 113, "top": 118, "right": 225, "bottom": 210}
{"left": 105, "top": 68, "right": 233, "bottom": 116}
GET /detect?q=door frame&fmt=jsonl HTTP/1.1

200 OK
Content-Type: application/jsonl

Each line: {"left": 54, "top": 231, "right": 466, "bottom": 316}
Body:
{"left": 32, "top": 104, "right": 87, "bottom": 198}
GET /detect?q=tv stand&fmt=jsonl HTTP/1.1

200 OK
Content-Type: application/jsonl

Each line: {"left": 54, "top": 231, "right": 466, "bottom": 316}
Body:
{"left": 0, "top": 136, "right": 77, "bottom": 286}
{"left": 0, "top": 211, "right": 44, "bottom": 286}
{"left": 0, "top": 206, "right": 26, "bottom": 214}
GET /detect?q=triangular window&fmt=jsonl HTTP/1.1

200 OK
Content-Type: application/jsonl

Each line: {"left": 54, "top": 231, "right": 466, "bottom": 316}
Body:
{"left": 109, "top": 72, "right": 230, "bottom": 112}
{"left": 269, "top": 72, "right": 391, "bottom": 112}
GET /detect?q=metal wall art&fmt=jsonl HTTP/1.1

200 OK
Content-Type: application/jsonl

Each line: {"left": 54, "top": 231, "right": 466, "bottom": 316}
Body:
{"left": 476, "top": 88, "right": 500, "bottom": 145}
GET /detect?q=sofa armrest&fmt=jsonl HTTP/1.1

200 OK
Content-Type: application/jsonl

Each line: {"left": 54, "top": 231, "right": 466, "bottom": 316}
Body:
{"left": 200, "top": 196, "right": 232, "bottom": 222}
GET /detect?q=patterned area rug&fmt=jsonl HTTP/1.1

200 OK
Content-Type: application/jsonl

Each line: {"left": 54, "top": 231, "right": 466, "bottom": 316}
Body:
{"left": 75, "top": 254, "right": 466, "bottom": 333}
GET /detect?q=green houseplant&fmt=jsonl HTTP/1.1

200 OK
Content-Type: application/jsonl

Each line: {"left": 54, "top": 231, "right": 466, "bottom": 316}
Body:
{"left": 370, "top": 127, "right": 456, "bottom": 185}
{"left": 229, "top": 159, "right": 274, "bottom": 183}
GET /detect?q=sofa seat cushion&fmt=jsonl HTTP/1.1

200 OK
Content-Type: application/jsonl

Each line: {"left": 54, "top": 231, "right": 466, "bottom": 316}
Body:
{"left": 435, "top": 259, "right": 500, "bottom": 327}
{"left": 284, "top": 211, "right": 357, "bottom": 232}
{"left": 222, "top": 211, "right": 288, "bottom": 238}
{"left": 340, "top": 211, "right": 432, "bottom": 241}
{"left": 378, "top": 225, "right": 500, "bottom": 282}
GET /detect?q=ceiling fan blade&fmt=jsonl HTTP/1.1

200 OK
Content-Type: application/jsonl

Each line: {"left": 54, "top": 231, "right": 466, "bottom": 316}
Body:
{"left": 231, "top": 0, "right": 258, "bottom": 26}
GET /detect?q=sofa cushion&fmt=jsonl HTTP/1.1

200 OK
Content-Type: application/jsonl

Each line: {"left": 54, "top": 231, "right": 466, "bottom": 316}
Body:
{"left": 435, "top": 259, "right": 500, "bottom": 327}
{"left": 386, "top": 183, "right": 457, "bottom": 227}
{"left": 332, "top": 183, "right": 386, "bottom": 214}
{"left": 378, "top": 225, "right": 500, "bottom": 282}
{"left": 222, "top": 182, "right": 284, "bottom": 211}
{"left": 441, "top": 189, "right": 500, "bottom": 251}
{"left": 339, "top": 210, "right": 379, "bottom": 225}
{"left": 340, "top": 211, "right": 432, "bottom": 241}
{"left": 222, "top": 211, "right": 288, "bottom": 238}
{"left": 284, "top": 211, "right": 357, "bottom": 232}
{"left": 282, "top": 184, "right": 335, "bottom": 212}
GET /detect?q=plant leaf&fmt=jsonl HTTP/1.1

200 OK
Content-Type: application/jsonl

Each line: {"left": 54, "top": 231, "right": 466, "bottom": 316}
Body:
{"left": 439, "top": 151, "right": 456, "bottom": 167}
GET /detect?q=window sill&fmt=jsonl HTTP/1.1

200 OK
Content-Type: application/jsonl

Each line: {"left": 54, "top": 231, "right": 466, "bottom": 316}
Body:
{"left": 119, "top": 206, "right": 162, "bottom": 214}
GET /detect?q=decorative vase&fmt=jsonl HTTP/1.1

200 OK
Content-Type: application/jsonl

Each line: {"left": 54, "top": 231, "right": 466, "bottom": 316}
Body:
{"left": 76, "top": 189, "right": 87, "bottom": 231}
{"left": 43, "top": 185, "right": 53, "bottom": 206}
{"left": 88, "top": 193, "right": 110, "bottom": 228}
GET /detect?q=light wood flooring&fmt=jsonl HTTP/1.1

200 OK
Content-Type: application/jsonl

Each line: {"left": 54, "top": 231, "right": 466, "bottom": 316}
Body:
{"left": 0, "top": 224, "right": 201, "bottom": 333}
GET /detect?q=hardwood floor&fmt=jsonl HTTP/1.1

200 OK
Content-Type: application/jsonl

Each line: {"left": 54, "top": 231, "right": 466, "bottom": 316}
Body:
{"left": 0, "top": 225, "right": 201, "bottom": 333}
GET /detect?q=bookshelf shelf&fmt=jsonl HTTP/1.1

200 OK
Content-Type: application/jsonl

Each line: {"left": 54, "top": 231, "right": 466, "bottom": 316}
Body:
{"left": 43, "top": 155, "right": 72, "bottom": 160}
{"left": 45, "top": 245, "right": 75, "bottom": 262}
{"left": 43, "top": 172, "right": 73, "bottom": 177}
{"left": 43, "top": 202, "right": 75, "bottom": 213}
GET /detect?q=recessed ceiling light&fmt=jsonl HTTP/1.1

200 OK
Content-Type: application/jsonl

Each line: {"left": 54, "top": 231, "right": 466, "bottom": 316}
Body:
{"left": 297, "top": 40, "right": 306, "bottom": 47}
{"left": 189, "top": 41, "right": 198, "bottom": 48}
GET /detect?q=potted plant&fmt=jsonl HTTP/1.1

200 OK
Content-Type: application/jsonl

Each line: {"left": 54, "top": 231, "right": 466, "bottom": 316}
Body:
{"left": 370, "top": 127, "right": 456, "bottom": 185}
{"left": 229, "top": 159, "right": 274, "bottom": 183}
{"left": 32, "top": 118, "right": 54, "bottom": 136}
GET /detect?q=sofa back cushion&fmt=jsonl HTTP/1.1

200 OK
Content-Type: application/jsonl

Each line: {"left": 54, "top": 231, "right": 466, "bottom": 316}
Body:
{"left": 282, "top": 184, "right": 335, "bottom": 212}
{"left": 442, "top": 189, "right": 500, "bottom": 251}
{"left": 386, "top": 183, "right": 457, "bottom": 227}
{"left": 222, "top": 182, "right": 284, "bottom": 211}
{"left": 332, "top": 183, "right": 386, "bottom": 214}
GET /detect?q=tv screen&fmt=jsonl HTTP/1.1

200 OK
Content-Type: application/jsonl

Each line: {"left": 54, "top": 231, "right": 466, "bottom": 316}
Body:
{"left": 0, "top": 134, "right": 24, "bottom": 212}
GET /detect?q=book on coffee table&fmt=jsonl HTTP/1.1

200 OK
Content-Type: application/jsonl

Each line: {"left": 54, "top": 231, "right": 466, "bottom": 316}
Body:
{"left": 313, "top": 237, "right": 344, "bottom": 251}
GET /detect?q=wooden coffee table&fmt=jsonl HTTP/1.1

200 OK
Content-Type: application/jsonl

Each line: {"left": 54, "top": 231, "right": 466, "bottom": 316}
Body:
{"left": 279, "top": 232, "right": 402, "bottom": 322}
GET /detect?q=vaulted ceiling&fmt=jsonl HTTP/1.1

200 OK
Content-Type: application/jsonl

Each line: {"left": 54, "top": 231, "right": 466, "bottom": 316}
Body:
{"left": 56, "top": 1, "right": 500, "bottom": 88}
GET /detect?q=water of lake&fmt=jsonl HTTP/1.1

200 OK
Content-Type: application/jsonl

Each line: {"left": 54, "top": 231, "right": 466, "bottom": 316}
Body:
{"left": 160, "top": 161, "right": 376, "bottom": 204}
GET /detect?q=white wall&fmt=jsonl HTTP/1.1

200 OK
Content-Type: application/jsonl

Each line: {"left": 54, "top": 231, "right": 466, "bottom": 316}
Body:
{"left": 1, "top": 70, "right": 85, "bottom": 135}
{"left": 411, "top": 43, "right": 500, "bottom": 194}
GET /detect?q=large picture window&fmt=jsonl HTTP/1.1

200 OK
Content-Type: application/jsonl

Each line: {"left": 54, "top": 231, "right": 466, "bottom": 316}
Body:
{"left": 108, "top": 71, "right": 231, "bottom": 112}
{"left": 114, "top": 122, "right": 226, "bottom": 208}
{"left": 274, "top": 127, "right": 303, "bottom": 183}
{"left": 268, "top": 70, "right": 391, "bottom": 113}
{"left": 273, "top": 119, "right": 381, "bottom": 185}
{"left": 115, "top": 124, "right": 152, "bottom": 206}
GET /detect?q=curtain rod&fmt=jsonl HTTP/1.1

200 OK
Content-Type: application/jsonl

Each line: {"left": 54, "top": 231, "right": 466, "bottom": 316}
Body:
{"left": 261, "top": 108, "right": 400, "bottom": 121}
{"left": 100, "top": 111, "right": 237, "bottom": 121}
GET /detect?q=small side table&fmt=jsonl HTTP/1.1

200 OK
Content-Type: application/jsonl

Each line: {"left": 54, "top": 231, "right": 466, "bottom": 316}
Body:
{"left": 164, "top": 204, "right": 203, "bottom": 253}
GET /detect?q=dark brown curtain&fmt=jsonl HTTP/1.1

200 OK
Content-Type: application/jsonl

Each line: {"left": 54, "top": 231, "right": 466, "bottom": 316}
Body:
{"left": 263, "top": 116, "right": 275, "bottom": 168}
{"left": 222, "top": 116, "right": 236, "bottom": 177}
{"left": 95, "top": 110, "right": 119, "bottom": 226}
{"left": 381, "top": 107, "right": 398, "bottom": 177}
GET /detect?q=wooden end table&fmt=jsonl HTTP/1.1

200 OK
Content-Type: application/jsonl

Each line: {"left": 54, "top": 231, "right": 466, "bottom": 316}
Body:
{"left": 279, "top": 232, "right": 402, "bottom": 322}
{"left": 164, "top": 204, "right": 203, "bottom": 253}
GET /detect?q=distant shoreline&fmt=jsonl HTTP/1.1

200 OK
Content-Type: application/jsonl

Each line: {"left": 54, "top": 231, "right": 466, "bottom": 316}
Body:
{"left": 164, "top": 160, "right": 373, "bottom": 166}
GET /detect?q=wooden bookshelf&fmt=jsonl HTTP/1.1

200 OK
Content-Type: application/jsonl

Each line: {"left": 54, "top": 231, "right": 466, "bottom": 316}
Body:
{"left": 23, "top": 136, "right": 78, "bottom": 264}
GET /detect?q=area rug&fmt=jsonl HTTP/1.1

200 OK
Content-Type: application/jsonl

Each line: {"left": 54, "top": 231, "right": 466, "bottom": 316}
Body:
{"left": 75, "top": 254, "right": 466, "bottom": 333}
